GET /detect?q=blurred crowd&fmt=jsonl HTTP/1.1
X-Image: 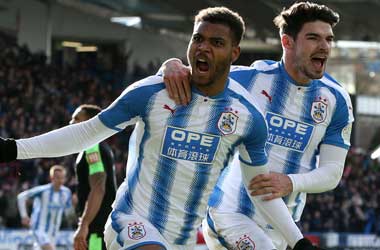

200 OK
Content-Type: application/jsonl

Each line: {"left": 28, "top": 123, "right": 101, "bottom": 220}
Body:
{"left": 302, "top": 148, "right": 380, "bottom": 234}
{"left": 0, "top": 32, "right": 138, "bottom": 228}
{"left": 0, "top": 32, "right": 379, "bottom": 234}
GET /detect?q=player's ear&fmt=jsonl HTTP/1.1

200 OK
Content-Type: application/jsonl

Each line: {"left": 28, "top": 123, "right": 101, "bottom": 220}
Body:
{"left": 231, "top": 45, "right": 240, "bottom": 63}
{"left": 281, "top": 34, "right": 294, "bottom": 50}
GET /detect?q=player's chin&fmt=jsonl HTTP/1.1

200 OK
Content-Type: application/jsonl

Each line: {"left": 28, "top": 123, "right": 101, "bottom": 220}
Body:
{"left": 308, "top": 69, "right": 324, "bottom": 80}
{"left": 192, "top": 75, "right": 211, "bottom": 86}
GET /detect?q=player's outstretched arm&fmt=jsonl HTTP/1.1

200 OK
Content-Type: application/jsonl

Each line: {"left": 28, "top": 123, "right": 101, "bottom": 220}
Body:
{"left": 0, "top": 117, "right": 117, "bottom": 162}
{"left": 0, "top": 137, "right": 17, "bottom": 162}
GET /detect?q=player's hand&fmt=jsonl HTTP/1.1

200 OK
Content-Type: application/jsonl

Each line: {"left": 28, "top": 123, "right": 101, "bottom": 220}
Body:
{"left": 21, "top": 217, "right": 30, "bottom": 228}
{"left": 294, "top": 238, "right": 325, "bottom": 250}
{"left": 248, "top": 172, "right": 293, "bottom": 201}
{"left": 73, "top": 223, "right": 89, "bottom": 250}
{"left": 0, "top": 137, "right": 17, "bottom": 162}
{"left": 162, "top": 58, "right": 191, "bottom": 105}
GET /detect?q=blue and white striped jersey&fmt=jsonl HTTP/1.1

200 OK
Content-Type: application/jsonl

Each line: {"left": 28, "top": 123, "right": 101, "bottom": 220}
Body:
{"left": 17, "top": 184, "right": 72, "bottom": 237}
{"left": 98, "top": 75, "right": 268, "bottom": 245}
{"left": 208, "top": 60, "right": 354, "bottom": 222}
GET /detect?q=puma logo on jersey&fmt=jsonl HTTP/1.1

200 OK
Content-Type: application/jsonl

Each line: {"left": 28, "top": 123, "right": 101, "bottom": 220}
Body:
{"left": 261, "top": 90, "right": 272, "bottom": 103}
{"left": 163, "top": 104, "right": 176, "bottom": 114}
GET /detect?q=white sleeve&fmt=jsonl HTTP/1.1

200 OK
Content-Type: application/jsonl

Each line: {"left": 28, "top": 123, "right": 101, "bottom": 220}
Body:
{"left": 17, "top": 191, "right": 30, "bottom": 218}
{"left": 240, "top": 163, "right": 303, "bottom": 248}
{"left": 16, "top": 116, "right": 117, "bottom": 159}
{"left": 288, "top": 144, "right": 347, "bottom": 193}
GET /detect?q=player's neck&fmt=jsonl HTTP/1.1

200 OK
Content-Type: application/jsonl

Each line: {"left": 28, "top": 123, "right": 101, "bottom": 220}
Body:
{"left": 283, "top": 58, "right": 311, "bottom": 85}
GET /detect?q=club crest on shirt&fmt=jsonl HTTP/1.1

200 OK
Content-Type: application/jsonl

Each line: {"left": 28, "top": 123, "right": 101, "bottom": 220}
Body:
{"left": 127, "top": 222, "right": 146, "bottom": 240}
{"left": 236, "top": 235, "right": 255, "bottom": 250}
{"left": 311, "top": 99, "right": 328, "bottom": 123}
{"left": 217, "top": 111, "right": 238, "bottom": 135}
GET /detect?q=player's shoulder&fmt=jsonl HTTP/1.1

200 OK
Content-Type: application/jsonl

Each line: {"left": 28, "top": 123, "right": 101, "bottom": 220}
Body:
{"left": 30, "top": 183, "right": 51, "bottom": 193}
{"left": 61, "top": 185, "right": 72, "bottom": 193}
{"left": 319, "top": 72, "right": 352, "bottom": 103}
{"left": 230, "top": 59, "right": 279, "bottom": 73}
{"left": 132, "top": 75, "right": 164, "bottom": 88}
{"left": 119, "top": 75, "right": 165, "bottom": 99}
{"left": 250, "top": 59, "right": 279, "bottom": 71}
{"left": 228, "top": 78, "right": 265, "bottom": 117}
{"left": 229, "top": 60, "right": 280, "bottom": 87}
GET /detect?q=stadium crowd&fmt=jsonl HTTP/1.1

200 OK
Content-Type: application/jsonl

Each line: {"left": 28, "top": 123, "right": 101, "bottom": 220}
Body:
{"left": 302, "top": 148, "right": 380, "bottom": 234}
{"left": 0, "top": 32, "right": 379, "bottom": 235}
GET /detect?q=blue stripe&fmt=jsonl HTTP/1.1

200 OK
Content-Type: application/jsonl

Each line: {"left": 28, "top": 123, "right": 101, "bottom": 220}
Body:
{"left": 310, "top": 148, "right": 318, "bottom": 170}
{"left": 33, "top": 231, "right": 42, "bottom": 245}
{"left": 126, "top": 96, "right": 158, "bottom": 214}
{"left": 237, "top": 184, "right": 254, "bottom": 217}
{"left": 99, "top": 80, "right": 164, "bottom": 132}
{"left": 52, "top": 189, "right": 63, "bottom": 237}
{"left": 235, "top": 105, "right": 267, "bottom": 165}
{"left": 125, "top": 241, "right": 167, "bottom": 250}
{"left": 206, "top": 94, "right": 238, "bottom": 209}
{"left": 320, "top": 82, "right": 351, "bottom": 149}
{"left": 173, "top": 96, "right": 211, "bottom": 244}
{"left": 208, "top": 167, "right": 230, "bottom": 207}
{"left": 176, "top": 94, "right": 242, "bottom": 244}
{"left": 206, "top": 210, "right": 229, "bottom": 248}
{"left": 148, "top": 155, "right": 177, "bottom": 233}
{"left": 230, "top": 68, "right": 258, "bottom": 90}
{"left": 44, "top": 187, "right": 54, "bottom": 233}
{"left": 175, "top": 163, "right": 211, "bottom": 244}
{"left": 324, "top": 72, "right": 341, "bottom": 85}
{"left": 234, "top": 63, "right": 287, "bottom": 217}
{"left": 148, "top": 98, "right": 194, "bottom": 236}
{"left": 32, "top": 194, "right": 42, "bottom": 231}
{"left": 110, "top": 211, "right": 124, "bottom": 247}
{"left": 291, "top": 192, "right": 302, "bottom": 219}
{"left": 282, "top": 80, "right": 316, "bottom": 204}
{"left": 271, "top": 66, "right": 289, "bottom": 114}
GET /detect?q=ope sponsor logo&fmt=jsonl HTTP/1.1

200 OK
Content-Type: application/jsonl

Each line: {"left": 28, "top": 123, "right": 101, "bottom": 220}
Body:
{"left": 170, "top": 129, "right": 215, "bottom": 147}
{"left": 266, "top": 112, "right": 314, "bottom": 152}
{"left": 268, "top": 114, "right": 309, "bottom": 135}
{"left": 161, "top": 126, "right": 220, "bottom": 164}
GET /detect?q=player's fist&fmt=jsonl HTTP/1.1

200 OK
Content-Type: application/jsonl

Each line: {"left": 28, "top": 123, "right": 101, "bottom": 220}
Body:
{"left": 294, "top": 238, "right": 325, "bottom": 250}
{"left": 0, "top": 137, "right": 17, "bottom": 162}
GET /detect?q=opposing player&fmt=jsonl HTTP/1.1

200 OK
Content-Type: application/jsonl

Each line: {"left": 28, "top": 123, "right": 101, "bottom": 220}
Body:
{"left": 160, "top": 2, "right": 354, "bottom": 250}
{"left": 17, "top": 165, "right": 72, "bottom": 250}
{"left": 2, "top": 6, "right": 319, "bottom": 250}
{"left": 70, "top": 104, "right": 117, "bottom": 250}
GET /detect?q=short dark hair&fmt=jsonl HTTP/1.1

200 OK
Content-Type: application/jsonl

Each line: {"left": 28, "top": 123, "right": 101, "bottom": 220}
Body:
{"left": 78, "top": 104, "right": 101, "bottom": 118}
{"left": 273, "top": 1, "right": 339, "bottom": 39}
{"left": 194, "top": 7, "right": 245, "bottom": 45}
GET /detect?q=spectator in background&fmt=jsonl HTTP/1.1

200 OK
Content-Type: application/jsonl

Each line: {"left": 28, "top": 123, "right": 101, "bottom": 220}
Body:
{"left": 17, "top": 165, "right": 72, "bottom": 250}
{"left": 70, "top": 104, "right": 117, "bottom": 250}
